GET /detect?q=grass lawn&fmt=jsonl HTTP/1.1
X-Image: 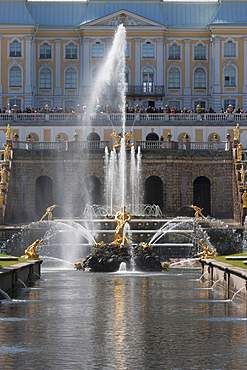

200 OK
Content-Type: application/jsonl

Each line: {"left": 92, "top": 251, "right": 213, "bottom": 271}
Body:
{"left": 213, "top": 252, "right": 247, "bottom": 269}
{"left": 0, "top": 254, "right": 28, "bottom": 268}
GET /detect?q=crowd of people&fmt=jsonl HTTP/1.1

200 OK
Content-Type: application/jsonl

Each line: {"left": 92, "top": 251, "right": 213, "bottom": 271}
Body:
{"left": 0, "top": 104, "right": 245, "bottom": 115}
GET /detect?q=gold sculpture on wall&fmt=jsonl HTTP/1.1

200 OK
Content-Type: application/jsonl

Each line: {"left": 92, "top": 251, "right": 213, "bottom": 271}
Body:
{"left": 111, "top": 206, "right": 131, "bottom": 247}
{"left": 110, "top": 131, "right": 122, "bottom": 149}
{"left": 40, "top": 204, "right": 58, "bottom": 221}
{"left": 125, "top": 131, "right": 134, "bottom": 148}
{"left": 237, "top": 143, "right": 243, "bottom": 162}
{"left": 22, "top": 239, "right": 44, "bottom": 260}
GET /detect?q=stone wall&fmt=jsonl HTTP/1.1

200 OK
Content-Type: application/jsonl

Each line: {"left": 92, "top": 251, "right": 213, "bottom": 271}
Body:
{"left": 5, "top": 148, "right": 235, "bottom": 223}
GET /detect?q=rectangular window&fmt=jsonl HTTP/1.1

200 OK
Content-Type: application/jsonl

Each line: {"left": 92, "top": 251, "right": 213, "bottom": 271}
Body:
{"left": 125, "top": 44, "right": 130, "bottom": 58}
{"left": 40, "top": 44, "right": 51, "bottom": 59}
{"left": 92, "top": 44, "right": 104, "bottom": 58}
{"left": 224, "top": 42, "right": 236, "bottom": 57}
{"left": 143, "top": 44, "right": 154, "bottom": 58}
{"left": 66, "top": 44, "right": 77, "bottom": 59}
{"left": 168, "top": 45, "right": 180, "bottom": 60}
{"left": 194, "top": 45, "right": 206, "bottom": 60}
{"left": 9, "top": 42, "right": 21, "bottom": 57}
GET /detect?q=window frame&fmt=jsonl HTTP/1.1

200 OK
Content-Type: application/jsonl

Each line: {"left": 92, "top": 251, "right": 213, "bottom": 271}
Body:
{"left": 65, "top": 42, "right": 78, "bottom": 60}
{"left": 142, "top": 42, "right": 155, "bottom": 58}
{"left": 39, "top": 67, "right": 52, "bottom": 89}
{"left": 39, "top": 42, "right": 52, "bottom": 60}
{"left": 168, "top": 43, "right": 181, "bottom": 60}
{"left": 224, "top": 40, "right": 236, "bottom": 58}
{"left": 168, "top": 67, "right": 180, "bottom": 88}
{"left": 194, "top": 43, "right": 206, "bottom": 61}
{"left": 92, "top": 42, "right": 104, "bottom": 58}
{"left": 224, "top": 65, "right": 236, "bottom": 87}
{"left": 9, "top": 66, "right": 22, "bottom": 87}
{"left": 194, "top": 67, "right": 206, "bottom": 89}
{"left": 65, "top": 66, "right": 78, "bottom": 90}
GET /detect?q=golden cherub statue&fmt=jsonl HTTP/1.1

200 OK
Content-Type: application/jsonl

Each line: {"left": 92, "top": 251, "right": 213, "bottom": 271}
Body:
{"left": 233, "top": 123, "right": 240, "bottom": 141}
{"left": 40, "top": 204, "right": 58, "bottom": 221}
{"left": 111, "top": 206, "right": 131, "bottom": 247}
{"left": 22, "top": 239, "right": 44, "bottom": 260}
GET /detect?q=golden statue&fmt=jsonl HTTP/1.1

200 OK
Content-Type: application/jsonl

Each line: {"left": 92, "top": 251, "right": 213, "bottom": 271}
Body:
{"left": 0, "top": 167, "right": 8, "bottom": 184}
{"left": 40, "top": 204, "right": 58, "bottom": 221}
{"left": 74, "top": 262, "right": 83, "bottom": 270}
{"left": 140, "top": 242, "right": 152, "bottom": 249}
{"left": 240, "top": 165, "right": 245, "bottom": 185}
{"left": 92, "top": 241, "right": 105, "bottom": 248}
{"left": 196, "top": 238, "right": 218, "bottom": 259}
{"left": 5, "top": 124, "right": 12, "bottom": 140}
{"left": 111, "top": 206, "right": 131, "bottom": 247}
{"left": 234, "top": 123, "right": 240, "bottom": 141}
{"left": 242, "top": 191, "right": 247, "bottom": 208}
{"left": 125, "top": 131, "right": 134, "bottom": 148}
{"left": 110, "top": 131, "right": 122, "bottom": 149}
{"left": 22, "top": 239, "right": 44, "bottom": 260}
{"left": 237, "top": 143, "right": 243, "bottom": 162}
{"left": 3, "top": 144, "right": 12, "bottom": 161}
{"left": 189, "top": 205, "right": 206, "bottom": 219}
{"left": 0, "top": 189, "right": 5, "bottom": 208}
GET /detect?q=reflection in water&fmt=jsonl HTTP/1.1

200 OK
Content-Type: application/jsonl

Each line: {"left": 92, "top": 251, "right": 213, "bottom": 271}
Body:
{"left": 0, "top": 269, "right": 247, "bottom": 369}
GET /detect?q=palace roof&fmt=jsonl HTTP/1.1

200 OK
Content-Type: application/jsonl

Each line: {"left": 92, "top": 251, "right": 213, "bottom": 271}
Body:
{"left": 0, "top": 0, "right": 243, "bottom": 29}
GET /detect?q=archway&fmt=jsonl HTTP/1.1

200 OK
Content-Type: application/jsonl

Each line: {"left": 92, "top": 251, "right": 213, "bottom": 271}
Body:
{"left": 146, "top": 132, "right": 159, "bottom": 141}
{"left": 193, "top": 176, "right": 211, "bottom": 216}
{"left": 35, "top": 176, "right": 53, "bottom": 219}
{"left": 144, "top": 176, "right": 163, "bottom": 212}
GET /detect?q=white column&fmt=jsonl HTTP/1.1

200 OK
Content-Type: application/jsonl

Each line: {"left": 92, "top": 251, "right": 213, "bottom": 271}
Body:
{"left": 134, "top": 38, "right": 141, "bottom": 85}
{"left": 54, "top": 39, "right": 61, "bottom": 96}
{"left": 24, "top": 35, "right": 32, "bottom": 107}
{"left": 82, "top": 38, "right": 90, "bottom": 87}
{"left": 184, "top": 39, "right": 191, "bottom": 95}
{"left": 156, "top": 38, "right": 164, "bottom": 84}
{"left": 213, "top": 36, "right": 221, "bottom": 94}
{"left": 212, "top": 36, "right": 222, "bottom": 111}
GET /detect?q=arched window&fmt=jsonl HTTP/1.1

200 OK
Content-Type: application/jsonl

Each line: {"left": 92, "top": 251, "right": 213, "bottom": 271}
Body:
{"left": 87, "top": 132, "right": 100, "bottom": 141}
{"left": 9, "top": 66, "right": 22, "bottom": 87}
{"left": 194, "top": 68, "right": 206, "bottom": 88}
{"left": 146, "top": 132, "right": 159, "bottom": 141}
{"left": 142, "top": 67, "right": 154, "bottom": 93}
{"left": 224, "top": 66, "right": 236, "bottom": 86}
{"left": 168, "top": 67, "right": 180, "bottom": 88}
{"left": 39, "top": 67, "right": 51, "bottom": 89}
{"left": 65, "top": 67, "right": 77, "bottom": 89}
{"left": 65, "top": 42, "right": 77, "bottom": 59}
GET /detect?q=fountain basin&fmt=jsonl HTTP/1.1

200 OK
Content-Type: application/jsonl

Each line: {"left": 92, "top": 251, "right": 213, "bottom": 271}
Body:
{"left": 82, "top": 243, "right": 162, "bottom": 272}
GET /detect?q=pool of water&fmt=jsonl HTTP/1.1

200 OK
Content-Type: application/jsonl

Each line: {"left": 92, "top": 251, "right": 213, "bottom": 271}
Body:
{"left": 0, "top": 267, "right": 247, "bottom": 369}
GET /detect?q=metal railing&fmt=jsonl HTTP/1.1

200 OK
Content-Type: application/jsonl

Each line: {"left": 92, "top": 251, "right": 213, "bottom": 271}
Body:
{"left": 1, "top": 112, "right": 247, "bottom": 124}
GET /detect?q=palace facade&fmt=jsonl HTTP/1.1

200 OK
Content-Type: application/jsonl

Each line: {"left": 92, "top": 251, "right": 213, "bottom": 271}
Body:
{"left": 0, "top": 0, "right": 247, "bottom": 114}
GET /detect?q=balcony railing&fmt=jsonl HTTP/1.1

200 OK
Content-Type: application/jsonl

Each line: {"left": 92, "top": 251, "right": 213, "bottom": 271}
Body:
{"left": 12, "top": 140, "right": 109, "bottom": 151}
{"left": 0, "top": 112, "right": 247, "bottom": 124}
{"left": 136, "top": 141, "right": 232, "bottom": 151}
{"left": 126, "top": 85, "right": 165, "bottom": 96}
{"left": 11, "top": 140, "right": 231, "bottom": 151}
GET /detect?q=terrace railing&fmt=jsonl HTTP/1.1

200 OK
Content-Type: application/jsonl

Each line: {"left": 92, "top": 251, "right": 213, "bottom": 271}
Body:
{"left": 12, "top": 140, "right": 231, "bottom": 151}
{"left": 1, "top": 112, "right": 247, "bottom": 125}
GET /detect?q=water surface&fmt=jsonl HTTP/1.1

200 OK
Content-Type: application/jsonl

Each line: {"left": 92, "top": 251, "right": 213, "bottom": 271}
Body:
{"left": 0, "top": 268, "right": 247, "bottom": 369}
